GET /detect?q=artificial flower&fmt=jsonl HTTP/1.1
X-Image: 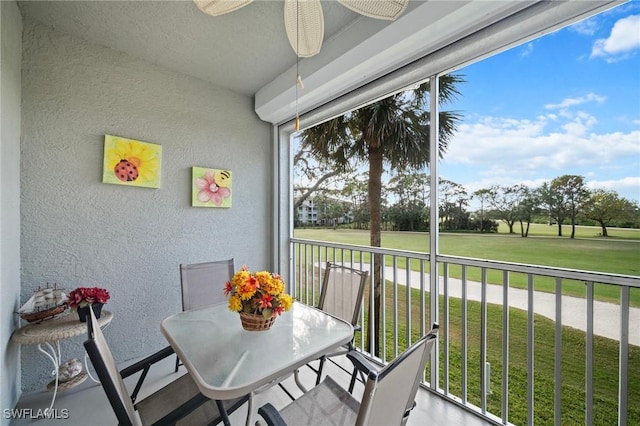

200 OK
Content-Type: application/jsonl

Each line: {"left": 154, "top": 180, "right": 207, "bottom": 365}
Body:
{"left": 225, "top": 266, "right": 292, "bottom": 318}
{"left": 67, "top": 287, "right": 110, "bottom": 309}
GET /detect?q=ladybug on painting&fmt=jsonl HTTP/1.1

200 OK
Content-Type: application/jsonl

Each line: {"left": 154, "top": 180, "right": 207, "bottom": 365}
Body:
{"left": 114, "top": 159, "right": 139, "bottom": 182}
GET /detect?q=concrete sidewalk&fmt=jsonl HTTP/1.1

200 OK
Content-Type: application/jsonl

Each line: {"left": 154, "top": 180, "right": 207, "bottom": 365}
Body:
{"left": 355, "top": 264, "right": 639, "bottom": 346}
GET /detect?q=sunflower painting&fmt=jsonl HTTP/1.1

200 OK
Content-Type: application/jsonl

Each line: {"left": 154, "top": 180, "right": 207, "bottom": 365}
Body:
{"left": 192, "top": 167, "right": 232, "bottom": 208}
{"left": 103, "top": 135, "right": 162, "bottom": 188}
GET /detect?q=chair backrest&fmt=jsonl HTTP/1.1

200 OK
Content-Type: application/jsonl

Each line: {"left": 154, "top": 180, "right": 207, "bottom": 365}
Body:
{"left": 355, "top": 324, "right": 439, "bottom": 426}
{"left": 317, "top": 262, "right": 368, "bottom": 327}
{"left": 84, "top": 308, "right": 139, "bottom": 426}
{"left": 180, "top": 258, "right": 234, "bottom": 311}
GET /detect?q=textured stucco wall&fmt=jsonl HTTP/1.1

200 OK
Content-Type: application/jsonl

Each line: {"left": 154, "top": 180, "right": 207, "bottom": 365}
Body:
{"left": 19, "top": 20, "right": 272, "bottom": 392}
{"left": 1, "top": 0, "right": 23, "bottom": 418}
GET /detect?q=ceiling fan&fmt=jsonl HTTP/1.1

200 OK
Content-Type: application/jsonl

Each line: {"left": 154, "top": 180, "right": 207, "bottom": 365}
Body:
{"left": 194, "top": 0, "right": 409, "bottom": 58}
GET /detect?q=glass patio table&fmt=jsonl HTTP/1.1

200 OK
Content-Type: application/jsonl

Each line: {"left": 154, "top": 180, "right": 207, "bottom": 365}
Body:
{"left": 161, "top": 301, "right": 354, "bottom": 422}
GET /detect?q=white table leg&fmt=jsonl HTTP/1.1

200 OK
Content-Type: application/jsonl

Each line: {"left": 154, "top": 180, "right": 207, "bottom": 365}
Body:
{"left": 293, "top": 369, "right": 308, "bottom": 393}
{"left": 245, "top": 391, "right": 254, "bottom": 426}
{"left": 37, "top": 341, "right": 61, "bottom": 412}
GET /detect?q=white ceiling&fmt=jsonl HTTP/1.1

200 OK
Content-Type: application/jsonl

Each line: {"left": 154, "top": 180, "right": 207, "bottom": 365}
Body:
{"left": 17, "top": 1, "right": 618, "bottom": 125}
{"left": 17, "top": 0, "right": 368, "bottom": 95}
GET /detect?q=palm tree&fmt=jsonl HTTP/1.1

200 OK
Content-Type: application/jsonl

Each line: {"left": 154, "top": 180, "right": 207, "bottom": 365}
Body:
{"left": 299, "top": 75, "right": 464, "bottom": 354}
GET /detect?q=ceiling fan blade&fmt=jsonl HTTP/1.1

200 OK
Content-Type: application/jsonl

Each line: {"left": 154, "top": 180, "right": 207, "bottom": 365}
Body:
{"left": 194, "top": 0, "right": 254, "bottom": 16}
{"left": 337, "top": 0, "right": 408, "bottom": 20}
{"left": 284, "top": 0, "right": 324, "bottom": 58}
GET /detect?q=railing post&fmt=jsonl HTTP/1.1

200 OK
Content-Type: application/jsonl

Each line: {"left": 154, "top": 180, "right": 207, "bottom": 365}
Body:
{"left": 586, "top": 281, "right": 594, "bottom": 426}
{"left": 443, "top": 263, "right": 449, "bottom": 395}
{"left": 619, "top": 286, "right": 629, "bottom": 426}
{"left": 527, "top": 274, "right": 534, "bottom": 426}
{"left": 555, "top": 277, "right": 562, "bottom": 426}
{"left": 461, "top": 265, "right": 468, "bottom": 404}
{"left": 502, "top": 270, "right": 510, "bottom": 425}
{"left": 481, "top": 267, "right": 488, "bottom": 414}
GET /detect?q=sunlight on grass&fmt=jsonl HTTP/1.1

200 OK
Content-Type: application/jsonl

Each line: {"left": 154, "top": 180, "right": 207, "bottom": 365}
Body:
{"left": 293, "top": 228, "right": 640, "bottom": 306}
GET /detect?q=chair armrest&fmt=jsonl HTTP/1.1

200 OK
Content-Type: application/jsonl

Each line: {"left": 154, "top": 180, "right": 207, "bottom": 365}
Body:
{"left": 120, "top": 346, "right": 175, "bottom": 403}
{"left": 258, "top": 403, "right": 288, "bottom": 426}
{"left": 346, "top": 350, "right": 381, "bottom": 377}
{"left": 120, "top": 346, "right": 175, "bottom": 379}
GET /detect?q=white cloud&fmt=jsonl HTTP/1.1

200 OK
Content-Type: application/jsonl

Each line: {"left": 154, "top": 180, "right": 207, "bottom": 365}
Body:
{"left": 587, "top": 176, "right": 640, "bottom": 192}
{"left": 520, "top": 43, "right": 534, "bottom": 57}
{"left": 446, "top": 114, "right": 640, "bottom": 174}
{"left": 587, "top": 177, "right": 640, "bottom": 203}
{"left": 571, "top": 17, "right": 599, "bottom": 36}
{"left": 591, "top": 14, "right": 640, "bottom": 61}
{"left": 545, "top": 93, "right": 606, "bottom": 110}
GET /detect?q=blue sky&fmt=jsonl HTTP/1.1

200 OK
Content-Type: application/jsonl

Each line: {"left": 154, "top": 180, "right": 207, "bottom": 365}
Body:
{"left": 441, "top": 2, "right": 640, "bottom": 208}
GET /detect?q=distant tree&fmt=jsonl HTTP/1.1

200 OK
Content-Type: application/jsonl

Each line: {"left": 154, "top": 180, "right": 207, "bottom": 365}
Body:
{"left": 388, "top": 172, "right": 430, "bottom": 208}
{"left": 439, "top": 179, "right": 468, "bottom": 230}
{"left": 487, "top": 184, "right": 527, "bottom": 234}
{"left": 473, "top": 188, "right": 491, "bottom": 233}
{"left": 550, "top": 175, "right": 589, "bottom": 239}
{"left": 539, "top": 181, "right": 567, "bottom": 235}
{"left": 342, "top": 174, "right": 369, "bottom": 230}
{"left": 582, "top": 189, "right": 637, "bottom": 237}
{"left": 514, "top": 187, "right": 540, "bottom": 237}
{"left": 387, "top": 201, "right": 427, "bottom": 231}
{"left": 293, "top": 145, "right": 348, "bottom": 211}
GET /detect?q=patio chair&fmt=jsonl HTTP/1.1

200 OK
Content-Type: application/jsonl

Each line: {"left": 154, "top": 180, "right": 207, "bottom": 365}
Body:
{"left": 175, "top": 258, "right": 234, "bottom": 371}
{"left": 258, "top": 324, "right": 439, "bottom": 426}
{"left": 308, "top": 262, "right": 368, "bottom": 386}
{"left": 83, "top": 308, "right": 248, "bottom": 426}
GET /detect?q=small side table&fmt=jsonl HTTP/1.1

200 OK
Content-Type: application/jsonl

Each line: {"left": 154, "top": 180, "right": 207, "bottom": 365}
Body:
{"left": 11, "top": 310, "right": 113, "bottom": 411}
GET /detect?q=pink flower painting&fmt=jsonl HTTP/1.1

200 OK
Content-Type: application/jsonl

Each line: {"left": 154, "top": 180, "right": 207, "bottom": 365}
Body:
{"left": 192, "top": 167, "right": 232, "bottom": 207}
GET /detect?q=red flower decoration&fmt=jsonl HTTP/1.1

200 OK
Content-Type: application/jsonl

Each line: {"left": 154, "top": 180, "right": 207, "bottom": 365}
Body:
{"left": 257, "top": 294, "right": 273, "bottom": 309}
{"left": 67, "top": 287, "right": 110, "bottom": 309}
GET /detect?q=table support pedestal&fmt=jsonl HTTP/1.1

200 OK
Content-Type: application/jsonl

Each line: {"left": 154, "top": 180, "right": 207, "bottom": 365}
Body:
{"left": 11, "top": 310, "right": 113, "bottom": 411}
{"left": 36, "top": 341, "right": 61, "bottom": 412}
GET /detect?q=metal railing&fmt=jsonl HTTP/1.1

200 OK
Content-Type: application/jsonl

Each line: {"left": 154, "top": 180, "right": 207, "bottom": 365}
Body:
{"left": 291, "top": 237, "right": 640, "bottom": 426}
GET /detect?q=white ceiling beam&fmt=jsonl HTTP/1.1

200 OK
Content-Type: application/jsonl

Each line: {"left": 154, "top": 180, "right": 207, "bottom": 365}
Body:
{"left": 255, "top": 0, "right": 622, "bottom": 126}
{"left": 254, "top": 1, "right": 532, "bottom": 124}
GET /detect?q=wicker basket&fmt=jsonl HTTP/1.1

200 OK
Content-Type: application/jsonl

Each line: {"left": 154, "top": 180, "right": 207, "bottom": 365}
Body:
{"left": 239, "top": 312, "right": 276, "bottom": 331}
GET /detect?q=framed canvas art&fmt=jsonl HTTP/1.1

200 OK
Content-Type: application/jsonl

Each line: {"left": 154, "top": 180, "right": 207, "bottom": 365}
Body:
{"left": 192, "top": 167, "right": 232, "bottom": 208}
{"left": 102, "top": 135, "right": 162, "bottom": 189}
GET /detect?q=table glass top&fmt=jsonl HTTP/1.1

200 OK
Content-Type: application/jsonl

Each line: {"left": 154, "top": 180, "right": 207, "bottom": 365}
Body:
{"left": 161, "top": 302, "right": 353, "bottom": 399}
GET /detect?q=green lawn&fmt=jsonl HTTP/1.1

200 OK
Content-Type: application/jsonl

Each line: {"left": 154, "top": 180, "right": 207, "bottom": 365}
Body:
{"left": 294, "top": 227, "right": 640, "bottom": 306}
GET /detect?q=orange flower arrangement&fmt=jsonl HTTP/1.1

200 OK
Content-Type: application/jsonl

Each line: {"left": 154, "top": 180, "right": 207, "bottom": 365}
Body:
{"left": 224, "top": 266, "right": 293, "bottom": 318}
